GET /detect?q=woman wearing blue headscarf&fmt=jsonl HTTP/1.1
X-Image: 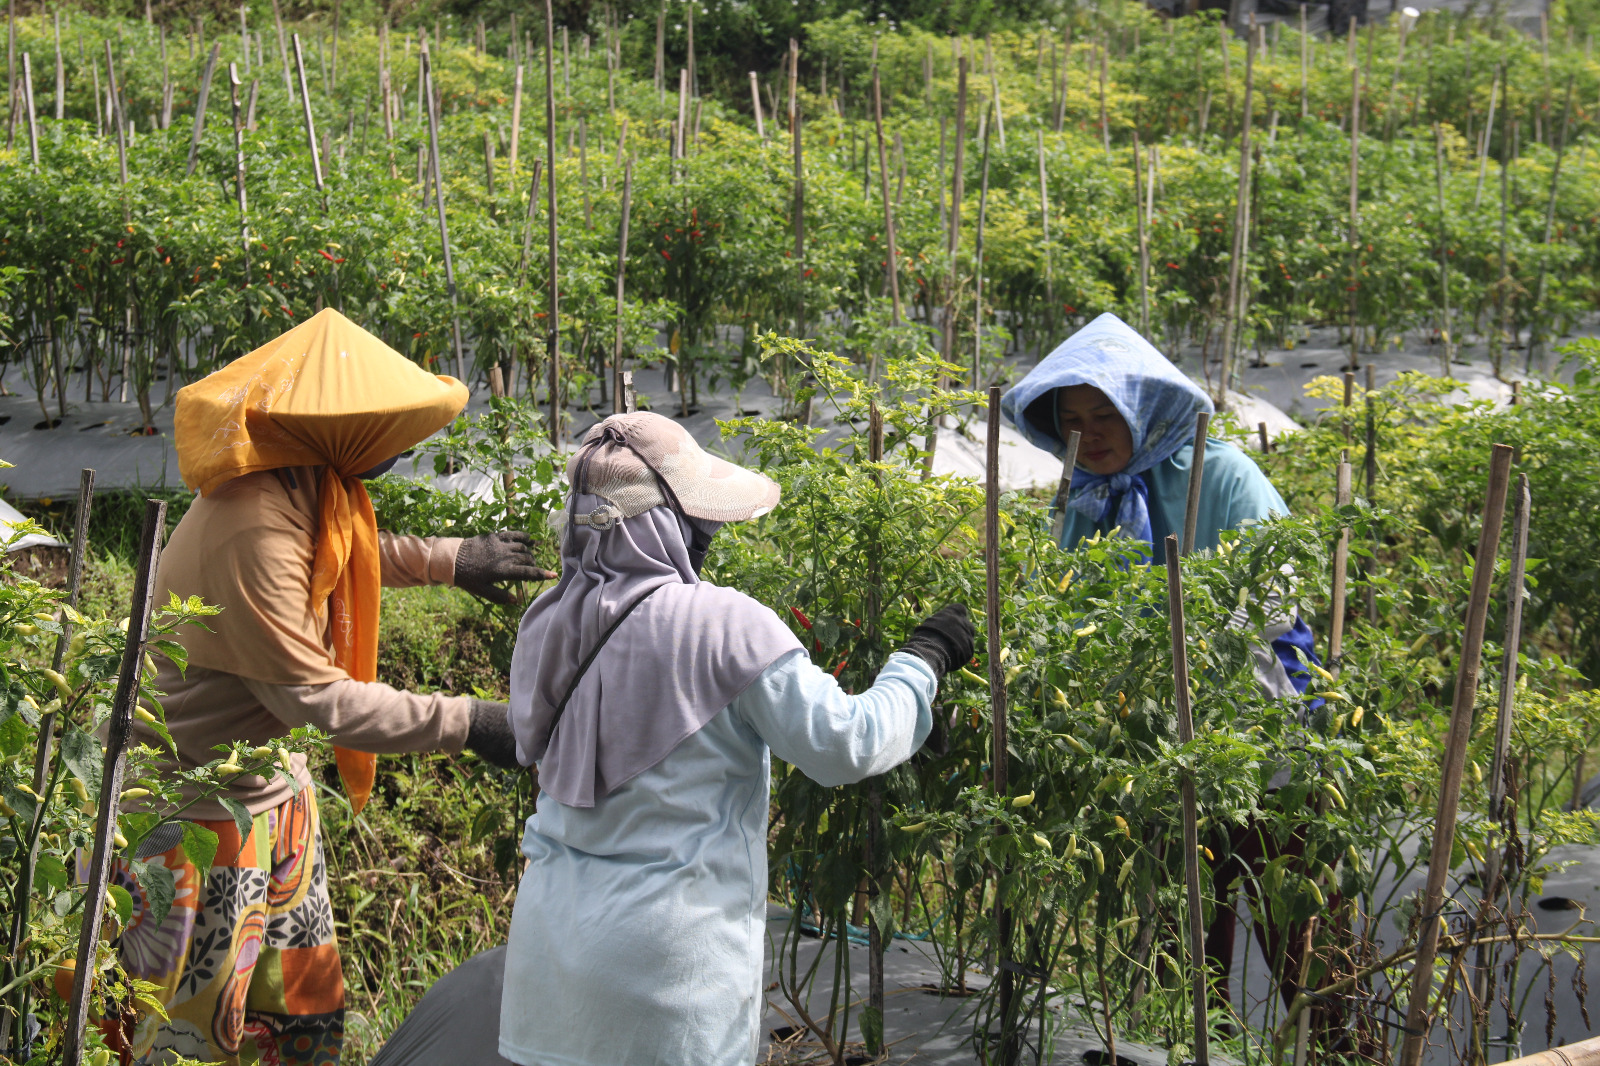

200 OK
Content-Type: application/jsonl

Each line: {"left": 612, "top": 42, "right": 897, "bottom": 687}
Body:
{"left": 1001, "top": 312, "right": 1322, "bottom": 1013}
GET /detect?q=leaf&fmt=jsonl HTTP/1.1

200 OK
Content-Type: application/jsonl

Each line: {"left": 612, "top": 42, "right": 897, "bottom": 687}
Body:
{"left": 470, "top": 804, "right": 504, "bottom": 844}
{"left": 860, "top": 1005, "right": 884, "bottom": 1055}
{"left": 148, "top": 639, "right": 189, "bottom": 675}
{"left": 0, "top": 713, "right": 28, "bottom": 757}
{"left": 0, "top": 781, "right": 37, "bottom": 827}
{"left": 218, "top": 797, "right": 256, "bottom": 863}
{"left": 181, "top": 822, "right": 218, "bottom": 878}
{"left": 107, "top": 884, "right": 133, "bottom": 927}
{"left": 128, "top": 860, "right": 176, "bottom": 927}
{"left": 60, "top": 729, "right": 104, "bottom": 794}
{"left": 33, "top": 854, "right": 67, "bottom": 894}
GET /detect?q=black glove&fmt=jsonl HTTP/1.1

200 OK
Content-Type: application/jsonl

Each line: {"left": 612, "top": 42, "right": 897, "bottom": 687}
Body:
{"left": 898, "top": 604, "right": 976, "bottom": 680}
{"left": 454, "top": 530, "right": 556, "bottom": 605}
{"left": 465, "top": 700, "right": 521, "bottom": 769}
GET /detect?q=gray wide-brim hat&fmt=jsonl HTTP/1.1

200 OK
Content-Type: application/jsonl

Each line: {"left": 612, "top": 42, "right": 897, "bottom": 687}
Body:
{"left": 565, "top": 412, "right": 780, "bottom": 526}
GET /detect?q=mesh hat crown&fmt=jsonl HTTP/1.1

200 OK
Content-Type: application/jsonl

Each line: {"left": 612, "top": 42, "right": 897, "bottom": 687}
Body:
{"left": 568, "top": 413, "right": 780, "bottom": 522}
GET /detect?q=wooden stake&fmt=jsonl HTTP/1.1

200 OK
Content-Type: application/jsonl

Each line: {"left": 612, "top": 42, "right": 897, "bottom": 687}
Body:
{"left": 1347, "top": 65, "right": 1361, "bottom": 372}
{"left": 104, "top": 44, "right": 127, "bottom": 188}
{"left": 1363, "top": 364, "right": 1377, "bottom": 621}
{"left": 942, "top": 58, "right": 967, "bottom": 371}
{"left": 5, "top": 470, "right": 93, "bottom": 1050}
{"left": 1048, "top": 430, "right": 1082, "bottom": 545}
{"left": 62, "top": 499, "right": 166, "bottom": 1066}
{"left": 271, "top": 0, "right": 292, "bottom": 101}
{"left": 871, "top": 67, "right": 902, "bottom": 337}
{"left": 185, "top": 42, "right": 221, "bottom": 177}
{"left": 750, "top": 71, "right": 765, "bottom": 139}
{"left": 421, "top": 48, "right": 466, "bottom": 383}
{"left": 516, "top": 159, "right": 543, "bottom": 286}
{"left": 1257, "top": 421, "right": 1270, "bottom": 454}
{"left": 985, "top": 386, "right": 1018, "bottom": 1064}
{"left": 972, "top": 103, "right": 992, "bottom": 387}
{"left": 1181, "top": 413, "right": 1211, "bottom": 555}
{"left": 1433, "top": 123, "right": 1453, "bottom": 375}
{"left": 292, "top": 35, "right": 325, "bottom": 211}
{"left": 1473, "top": 68, "right": 1500, "bottom": 210}
{"left": 790, "top": 39, "right": 804, "bottom": 338}
{"left": 1219, "top": 18, "right": 1256, "bottom": 402}
{"left": 613, "top": 157, "right": 632, "bottom": 414}
{"left": 544, "top": 0, "right": 561, "bottom": 447}
{"left": 1133, "top": 132, "right": 1150, "bottom": 335}
{"left": 53, "top": 11, "right": 62, "bottom": 123}
{"left": 1398, "top": 443, "right": 1515, "bottom": 1066}
{"left": 1471, "top": 473, "right": 1530, "bottom": 1037}
{"left": 508, "top": 64, "right": 523, "bottom": 178}
{"left": 19, "top": 51, "right": 34, "bottom": 165}
{"left": 1038, "top": 129, "right": 1054, "bottom": 343}
{"left": 1163, "top": 533, "right": 1210, "bottom": 1066}
{"left": 229, "top": 64, "right": 249, "bottom": 285}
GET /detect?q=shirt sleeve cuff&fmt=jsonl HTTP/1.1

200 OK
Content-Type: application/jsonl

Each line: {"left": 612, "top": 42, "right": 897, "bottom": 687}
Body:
{"left": 432, "top": 537, "right": 464, "bottom": 585}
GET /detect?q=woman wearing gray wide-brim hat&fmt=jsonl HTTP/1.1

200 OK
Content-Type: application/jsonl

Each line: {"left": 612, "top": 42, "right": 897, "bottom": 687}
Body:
{"left": 488, "top": 412, "right": 973, "bottom": 1066}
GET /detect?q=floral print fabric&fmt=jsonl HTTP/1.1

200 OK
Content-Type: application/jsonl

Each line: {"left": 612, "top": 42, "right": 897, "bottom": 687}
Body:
{"left": 111, "top": 788, "right": 344, "bottom": 1066}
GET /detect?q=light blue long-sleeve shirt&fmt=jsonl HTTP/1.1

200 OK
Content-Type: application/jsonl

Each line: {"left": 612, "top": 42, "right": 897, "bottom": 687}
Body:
{"left": 498, "top": 649, "right": 936, "bottom": 1066}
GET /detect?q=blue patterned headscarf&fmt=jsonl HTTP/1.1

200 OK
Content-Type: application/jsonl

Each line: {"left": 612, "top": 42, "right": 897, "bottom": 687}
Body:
{"left": 1000, "top": 313, "right": 1213, "bottom": 544}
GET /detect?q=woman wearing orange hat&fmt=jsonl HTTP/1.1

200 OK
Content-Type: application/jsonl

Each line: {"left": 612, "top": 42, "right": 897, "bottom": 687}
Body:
{"left": 108, "top": 310, "right": 552, "bottom": 1066}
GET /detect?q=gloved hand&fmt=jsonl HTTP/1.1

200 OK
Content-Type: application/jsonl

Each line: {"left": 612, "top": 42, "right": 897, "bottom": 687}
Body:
{"left": 898, "top": 604, "right": 976, "bottom": 680}
{"left": 454, "top": 530, "right": 556, "bottom": 604}
{"left": 466, "top": 700, "right": 521, "bottom": 769}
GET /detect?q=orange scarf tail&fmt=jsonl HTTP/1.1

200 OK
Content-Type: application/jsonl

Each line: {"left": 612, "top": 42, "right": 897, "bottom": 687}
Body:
{"left": 314, "top": 474, "right": 383, "bottom": 815}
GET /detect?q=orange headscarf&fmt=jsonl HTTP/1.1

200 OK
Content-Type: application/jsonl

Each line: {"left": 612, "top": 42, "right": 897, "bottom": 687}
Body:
{"left": 174, "top": 309, "right": 469, "bottom": 813}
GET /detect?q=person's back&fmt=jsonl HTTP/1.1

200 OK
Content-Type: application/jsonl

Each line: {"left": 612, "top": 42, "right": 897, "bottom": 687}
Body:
{"left": 497, "top": 414, "right": 972, "bottom": 1066}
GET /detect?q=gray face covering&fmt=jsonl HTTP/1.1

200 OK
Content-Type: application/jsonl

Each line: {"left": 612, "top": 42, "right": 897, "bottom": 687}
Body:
{"left": 683, "top": 515, "right": 722, "bottom": 575}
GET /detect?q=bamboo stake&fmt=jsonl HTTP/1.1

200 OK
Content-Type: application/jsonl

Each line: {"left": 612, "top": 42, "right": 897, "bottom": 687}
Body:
{"left": 1133, "top": 132, "right": 1150, "bottom": 335}
{"left": 61, "top": 499, "right": 166, "bottom": 1066}
{"left": 229, "top": 64, "right": 248, "bottom": 286}
{"left": 544, "top": 0, "right": 560, "bottom": 447}
{"left": 620, "top": 370, "right": 636, "bottom": 413}
{"left": 579, "top": 116, "right": 591, "bottom": 228}
{"left": 508, "top": 64, "right": 523, "bottom": 179}
{"left": 652, "top": 1, "right": 663, "bottom": 98}
{"left": 5, "top": 470, "right": 93, "bottom": 1052}
{"left": 239, "top": 5, "right": 248, "bottom": 74}
{"left": 674, "top": 67, "right": 687, "bottom": 163}
{"left": 1364, "top": 365, "right": 1376, "bottom": 622}
{"left": 1299, "top": 5, "right": 1308, "bottom": 120}
{"left": 1528, "top": 78, "right": 1574, "bottom": 374}
{"left": 750, "top": 72, "right": 765, "bottom": 139}
{"left": 516, "top": 159, "right": 543, "bottom": 284}
{"left": 985, "top": 386, "right": 1019, "bottom": 1065}
{"left": 1433, "top": 123, "right": 1453, "bottom": 375}
{"left": 1474, "top": 68, "right": 1499, "bottom": 211}
{"left": 1181, "top": 413, "right": 1211, "bottom": 555}
{"left": 871, "top": 67, "right": 902, "bottom": 334}
{"left": 53, "top": 12, "right": 62, "bottom": 123}
{"left": 1048, "top": 431, "right": 1082, "bottom": 545}
{"left": 1397, "top": 443, "right": 1515, "bottom": 1066}
{"left": 420, "top": 49, "right": 465, "bottom": 382}
{"left": 973, "top": 103, "right": 992, "bottom": 388}
{"left": 1471, "top": 472, "right": 1530, "bottom": 1051}
{"left": 1097, "top": 39, "right": 1109, "bottom": 157}
{"left": 104, "top": 44, "right": 126, "bottom": 188}
{"left": 1346, "top": 65, "right": 1361, "bottom": 371}
{"left": 19, "top": 51, "right": 33, "bottom": 165}
{"left": 1219, "top": 21, "right": 1256, "bottom": 402}
{"left": 790, "top": 39, "right": 804, "bottom": 339}
{"left": 292, "top": 35, "right": 325, "bottom": 213}
{"left": 1163, "top": 533, "right": 1209, "bottom": 1066}
{"left": 1038, "top": 130, "right": 1054, "bottom": 344}
{"left": 1258, "top": 421, "right": 1270, "bottom": 454}
{"left": 941, "top": 58, "right": 968, "bottom": 372}
{"left": 185, "top": 43, "right": 220, "bottom": 177}
{"left": 613, "top": 157, "right": 632, "bottom": 414}
{"left": 271, "top": 0, "right": 291, "bottom": 101}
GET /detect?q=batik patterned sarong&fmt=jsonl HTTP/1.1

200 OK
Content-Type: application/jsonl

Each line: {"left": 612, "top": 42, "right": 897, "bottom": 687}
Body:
{"left": 110, "top": 789, "right": 344, "bottom": 1065}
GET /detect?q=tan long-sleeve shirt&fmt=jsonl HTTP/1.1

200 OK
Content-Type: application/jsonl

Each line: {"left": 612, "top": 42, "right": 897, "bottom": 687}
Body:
{"left": 130, "top": 467, "right": 473, "bottom": 818}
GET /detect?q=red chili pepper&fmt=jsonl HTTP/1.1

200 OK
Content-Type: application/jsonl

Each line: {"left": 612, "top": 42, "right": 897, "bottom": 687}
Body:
{"left": 832, "top": 659, "right": 848, "bottom": 678}
{"left": 318, "top": 249, "right": 338, "bottom": 263}
{"left": 789, "top": 606, "right": 813, "bottom": 630}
